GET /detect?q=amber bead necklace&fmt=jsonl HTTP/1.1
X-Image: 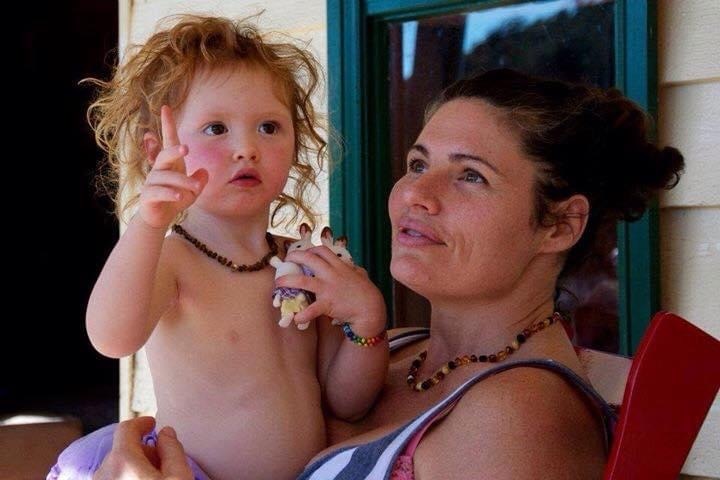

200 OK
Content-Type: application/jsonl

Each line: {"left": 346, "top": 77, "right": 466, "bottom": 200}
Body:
{"left": 407, "top": 312, "right": 562, "bottom": 392}
{"left": 172, "top": 224, "right": 278, "bottom": 272}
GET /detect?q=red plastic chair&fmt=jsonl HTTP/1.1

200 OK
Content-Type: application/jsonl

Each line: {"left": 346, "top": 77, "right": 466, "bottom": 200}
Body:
{"left": 603, "top": 311, "right": 720, "bottom": 480}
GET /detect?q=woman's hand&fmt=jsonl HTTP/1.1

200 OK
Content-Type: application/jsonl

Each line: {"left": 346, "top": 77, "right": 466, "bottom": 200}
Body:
{"left": 140, "top": 105, "right": 208, "bottom": 229}
{"left": 276, "top": 246, "right": 386, "bottom": 336}
{"left": 93, "top": 416, "right": 194, "bottom": 480}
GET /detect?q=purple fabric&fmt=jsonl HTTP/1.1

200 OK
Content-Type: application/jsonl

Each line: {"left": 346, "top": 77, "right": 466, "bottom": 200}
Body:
{"left": 273, "top": 286, "right": 305, "bottom": 299}
{"left": 272, "top": 265, "right": 316, "bottom": 303}
{"left": 47, "top": 423, "right": 211, "bottom": 480}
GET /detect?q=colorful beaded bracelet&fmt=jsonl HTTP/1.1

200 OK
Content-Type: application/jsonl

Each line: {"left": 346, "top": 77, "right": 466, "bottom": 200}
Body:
{"left": 341, "top": 322, "right": 387, "bottom": 347}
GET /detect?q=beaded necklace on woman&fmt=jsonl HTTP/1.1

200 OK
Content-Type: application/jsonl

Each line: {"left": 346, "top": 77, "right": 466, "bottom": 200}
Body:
{"left": 407, "top": 312, "right": 562, "bottom": 392}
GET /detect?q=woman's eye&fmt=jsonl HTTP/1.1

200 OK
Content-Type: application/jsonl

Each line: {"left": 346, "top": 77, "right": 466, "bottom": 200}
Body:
{"left": 407, "top": 159, "right": 426, "bottom": 174}
{"left": 203, "top": 123, "right": 227, "bottom": 136}
{"left": 259, "top": 122, "right": 279, "bottom": 135}
{"left": 461, "top": 169, "right": 486, "bottom": 184}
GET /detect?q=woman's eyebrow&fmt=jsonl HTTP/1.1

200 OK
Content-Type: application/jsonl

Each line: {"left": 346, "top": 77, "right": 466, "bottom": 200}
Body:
{"left": 449, "top": 152, "right": 500, "bottom": 175}
{"left": 409, "top": 144, "right": 429, "bottom": 156}
{"left": 411, "top": 143, "right": 500, "bottom": 174}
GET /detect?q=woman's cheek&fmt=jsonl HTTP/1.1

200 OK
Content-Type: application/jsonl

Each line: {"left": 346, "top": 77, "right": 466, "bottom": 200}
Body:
{"left": 387, "top": 179, "right": 405, "bottom": 221}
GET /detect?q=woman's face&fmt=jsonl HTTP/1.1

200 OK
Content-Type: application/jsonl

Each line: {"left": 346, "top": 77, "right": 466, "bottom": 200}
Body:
{"left": 388, "top": 98, "right": 550, "bottom": 303}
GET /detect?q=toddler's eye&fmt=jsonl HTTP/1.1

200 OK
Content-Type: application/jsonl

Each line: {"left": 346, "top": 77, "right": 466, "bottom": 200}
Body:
{"left": 259, "top": 122, "right": 279, "bottom": 135}
{"left": 203, "top": 123, "right": 227, "bottom": 136}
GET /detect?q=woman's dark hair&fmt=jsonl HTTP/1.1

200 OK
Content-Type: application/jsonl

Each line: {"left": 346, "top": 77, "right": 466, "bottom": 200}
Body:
{"left": 427, "top": 69, "right": 684, "bottom": 279}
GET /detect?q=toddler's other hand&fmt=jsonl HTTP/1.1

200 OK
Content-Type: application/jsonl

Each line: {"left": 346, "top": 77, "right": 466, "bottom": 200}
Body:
{"left": 277, "top": 247, "right": 386, "bottom": 336}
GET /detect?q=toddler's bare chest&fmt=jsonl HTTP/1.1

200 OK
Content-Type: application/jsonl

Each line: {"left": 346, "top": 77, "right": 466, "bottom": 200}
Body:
{"left": 181, "top": 265, "right": 278, "bottom": 321}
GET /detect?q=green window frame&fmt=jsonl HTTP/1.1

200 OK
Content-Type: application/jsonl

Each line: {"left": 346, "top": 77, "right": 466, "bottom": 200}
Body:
{"left": 328, "top": 0, "right": 658, "bottom": 354}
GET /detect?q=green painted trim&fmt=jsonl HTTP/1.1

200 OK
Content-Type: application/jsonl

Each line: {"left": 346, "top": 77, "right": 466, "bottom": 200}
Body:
{"left": 615, "top": 0, "right": 659, "bottom": 354}
{"left": 327, "top": 0, "right": 368, "bottom": 266}
{"left": 327, "top": 0, "right": 345, "bottom": 235}
{"left": 616, "top": 222, "right": 631, "bottom": 355}
{"left": 614, "top": 0, "right": 629, "bottom": 355}
{"left": 366, "top": 0, "right": 514, "bottom": 19}
{"left": 367, "top": 19, "right": 394, "bottom": 307}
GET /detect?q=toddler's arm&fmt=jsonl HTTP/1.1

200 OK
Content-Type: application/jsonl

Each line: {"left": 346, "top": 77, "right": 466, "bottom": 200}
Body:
{"left": 277, "top": 248, "right": 389, "bottom": 420}
{"left": 86, "top": 216, "right": 178, "bottom": 358}
{"left": 87, "top": 106, "right": 206, "bottom": 358}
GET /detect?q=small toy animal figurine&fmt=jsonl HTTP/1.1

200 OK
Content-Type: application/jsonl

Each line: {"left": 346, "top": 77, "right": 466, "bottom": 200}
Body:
{"left": 320, "top": 226, "right": 352, "bottom": 264}
{"left": 270, "top": 225, "right": 354, "bottom": 330}
{"left": 270, "top": 223, "right": 314, "bottom": 328}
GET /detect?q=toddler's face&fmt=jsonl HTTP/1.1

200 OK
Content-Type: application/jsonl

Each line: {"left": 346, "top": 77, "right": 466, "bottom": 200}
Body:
{"left": 174, "top": 64, "right": 295, "bottom": 218}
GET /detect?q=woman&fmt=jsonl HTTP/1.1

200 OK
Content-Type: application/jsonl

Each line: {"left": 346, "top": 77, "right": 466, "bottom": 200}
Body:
{"left": 93, "top": 69, "right": 684, "bottom": 480}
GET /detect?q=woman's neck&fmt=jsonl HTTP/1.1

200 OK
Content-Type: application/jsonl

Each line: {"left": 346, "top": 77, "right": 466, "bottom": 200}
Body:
{"left": 421, "top": 250, "right": 565, "bottom": 368}
{"left": 425, "top": 292, "right": 556, "bottom": 369}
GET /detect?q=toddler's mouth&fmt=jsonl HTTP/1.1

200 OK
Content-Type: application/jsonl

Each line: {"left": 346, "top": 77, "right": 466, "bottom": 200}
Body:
{"left": 231, "top": 169, "right": 261, "bottom": 187}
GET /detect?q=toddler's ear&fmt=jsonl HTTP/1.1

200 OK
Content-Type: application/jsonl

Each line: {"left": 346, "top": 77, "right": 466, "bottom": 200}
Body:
{"left": 143, "top": 132, "right": 161, "bottom": 166}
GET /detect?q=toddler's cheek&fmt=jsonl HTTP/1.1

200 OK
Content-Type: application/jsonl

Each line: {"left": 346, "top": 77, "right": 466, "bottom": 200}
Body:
{"left": 184, "top": 144, "right": 227, "bottom": 174}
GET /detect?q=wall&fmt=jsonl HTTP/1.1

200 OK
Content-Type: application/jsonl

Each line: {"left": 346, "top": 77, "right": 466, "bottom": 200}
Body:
{"left": 658, "top": 0, "right": 720, "bottom": 477}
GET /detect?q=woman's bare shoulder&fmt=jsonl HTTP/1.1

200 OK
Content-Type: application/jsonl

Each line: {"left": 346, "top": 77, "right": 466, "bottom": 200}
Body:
{"left": 413, "top": 366, "right": 606, "bottom": 479}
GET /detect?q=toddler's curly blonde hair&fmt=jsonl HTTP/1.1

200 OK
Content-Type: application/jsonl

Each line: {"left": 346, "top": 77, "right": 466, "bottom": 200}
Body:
{"left": 86, "top": 14, "right": 325, "bottom": 228}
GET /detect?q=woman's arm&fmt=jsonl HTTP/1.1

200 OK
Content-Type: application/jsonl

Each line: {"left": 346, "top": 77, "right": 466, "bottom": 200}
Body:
{"left": 413, "top": 368, "right": 606, "bottom": 479}
{"left": 414, "top": 368, "right": 605, "bottom": 480}
{"left": 93, "top": 417, "right": 194, "bottom": 480}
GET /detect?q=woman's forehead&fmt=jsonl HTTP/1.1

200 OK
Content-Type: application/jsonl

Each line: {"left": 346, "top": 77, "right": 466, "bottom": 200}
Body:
{"left": 420, "top": 99, "right": 519, "bottom": 152}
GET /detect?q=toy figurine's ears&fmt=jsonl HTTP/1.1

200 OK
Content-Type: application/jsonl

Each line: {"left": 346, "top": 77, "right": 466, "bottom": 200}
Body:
{"left": 335, "top": 235, "right": 348, "bottom": 248}
{"left": 299, "top": 223, "right": 312, "bottom": 237}
{"left": 321, "top": 226, "right": 333, "bottom": 241}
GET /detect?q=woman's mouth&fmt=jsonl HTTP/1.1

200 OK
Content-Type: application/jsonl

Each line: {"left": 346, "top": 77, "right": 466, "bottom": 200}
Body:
{"left": 396, "top": 221, "right": 444, "bottom": 247}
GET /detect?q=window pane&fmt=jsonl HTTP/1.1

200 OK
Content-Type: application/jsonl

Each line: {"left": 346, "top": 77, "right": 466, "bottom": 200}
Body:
{"left": 388, "top": 0, "right": 619, "bottom": 352}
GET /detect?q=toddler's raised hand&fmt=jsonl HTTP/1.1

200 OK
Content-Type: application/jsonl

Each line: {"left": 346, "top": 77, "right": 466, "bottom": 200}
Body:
{"left": 139, "top": 106, "right": 208, "bottom": 229}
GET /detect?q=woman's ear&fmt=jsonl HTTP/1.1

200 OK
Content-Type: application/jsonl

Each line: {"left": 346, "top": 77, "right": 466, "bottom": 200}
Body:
{"left": 539, "top": 194, "right": 590, "bottom": 254}
{"left": 143, "top": 132, "right": 161, "bottom": 167}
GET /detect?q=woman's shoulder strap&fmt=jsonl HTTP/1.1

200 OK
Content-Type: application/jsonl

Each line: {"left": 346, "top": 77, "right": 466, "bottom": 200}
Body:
{"left": 388, "top": 327, "right": 430, "bottom": 353}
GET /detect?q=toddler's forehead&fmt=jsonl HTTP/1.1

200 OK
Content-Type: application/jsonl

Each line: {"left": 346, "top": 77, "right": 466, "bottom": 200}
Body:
{"left": 192, "top": 62, "right": 294, "bottom": 108}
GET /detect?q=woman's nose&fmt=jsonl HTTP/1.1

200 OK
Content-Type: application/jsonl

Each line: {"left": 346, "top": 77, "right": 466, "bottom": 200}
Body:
{"left": 401, "top": 173, "right": 441, "bottom": 215}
